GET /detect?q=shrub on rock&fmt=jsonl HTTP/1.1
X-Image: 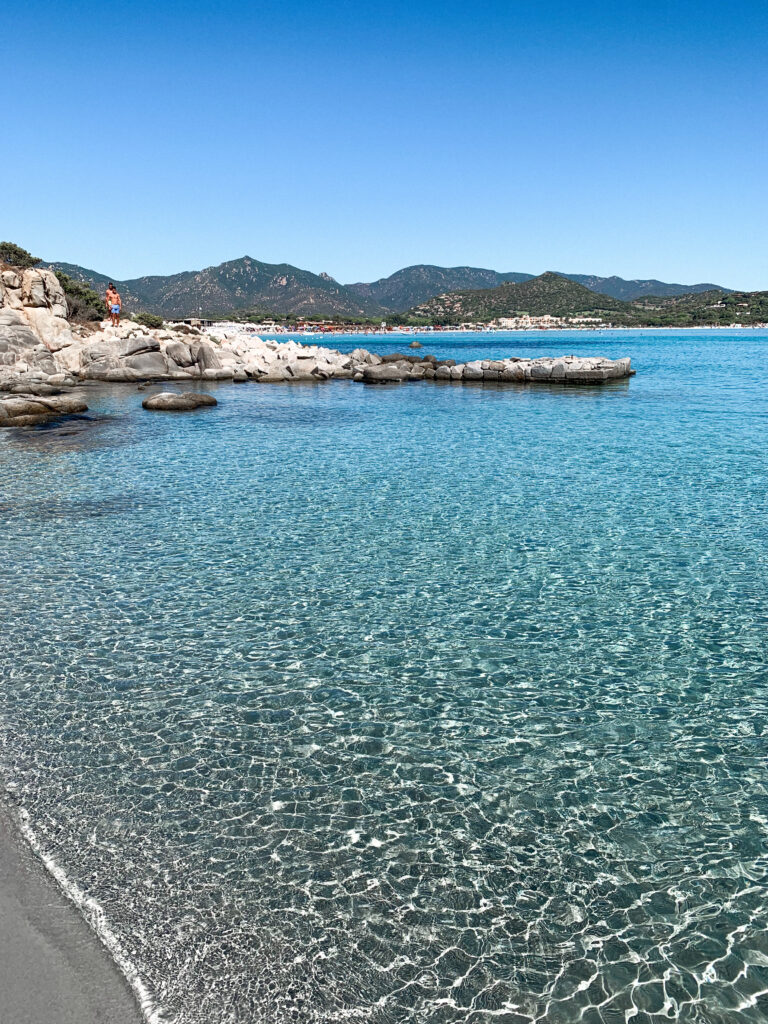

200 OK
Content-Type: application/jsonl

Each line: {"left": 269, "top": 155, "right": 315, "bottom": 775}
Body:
{"left": 133, "top": 312, "right": 164, "bottom": 329}
{"left": 0, "top": 242, "right": 40, "bottom": 269}
{"left": 53, "top": 272, "right": 103, "bottom": 322}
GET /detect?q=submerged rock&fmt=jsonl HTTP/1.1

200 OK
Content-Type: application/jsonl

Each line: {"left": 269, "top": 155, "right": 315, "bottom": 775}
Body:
{"left": 142, "top": 392, "right": 217, "bottom": 412}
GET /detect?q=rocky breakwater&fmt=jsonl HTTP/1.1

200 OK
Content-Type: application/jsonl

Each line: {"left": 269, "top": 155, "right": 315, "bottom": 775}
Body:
{"left": 359, "top": 352, "right": 633, "bottom": 385}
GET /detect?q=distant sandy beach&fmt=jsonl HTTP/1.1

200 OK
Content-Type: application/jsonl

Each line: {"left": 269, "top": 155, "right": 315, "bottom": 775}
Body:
{"left": 0, "top": 797, "right": 143, "bottom": 1024}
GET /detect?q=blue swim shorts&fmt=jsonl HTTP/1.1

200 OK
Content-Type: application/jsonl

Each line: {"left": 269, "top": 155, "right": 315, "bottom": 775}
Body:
{"left": 111, "top": 305, "right": 121, "bottom": 314}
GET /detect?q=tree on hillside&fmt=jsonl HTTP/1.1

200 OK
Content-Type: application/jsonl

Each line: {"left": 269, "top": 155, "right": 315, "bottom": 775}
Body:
{"left": 0, "top": 242, "right": 41, "bottom": 269}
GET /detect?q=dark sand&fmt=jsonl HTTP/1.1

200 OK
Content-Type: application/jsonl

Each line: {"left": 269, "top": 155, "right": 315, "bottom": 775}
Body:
{"left": 0, "top": 798, "right": 144, "bottom": 1024}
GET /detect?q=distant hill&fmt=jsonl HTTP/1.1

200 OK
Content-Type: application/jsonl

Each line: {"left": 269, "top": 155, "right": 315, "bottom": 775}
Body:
{"left": 42, "top": 255, "right": 737, "bottom": 319}
{"left": 345, "top": 265, "right": 533, "bottom": 312}
{"left": 405, "top": 274, "right": 768, "bottom": 326}
{"left": 45, "top": 257, "right": 388, "bottom": 319}
{"left": 628, "top": 289, "right": 768, "bottom": 326}
{"left": 558, "top": 274, "right": 730, "bottom": 302}
{"left": 408, "top": 272, "right": 629, "bottom": 323}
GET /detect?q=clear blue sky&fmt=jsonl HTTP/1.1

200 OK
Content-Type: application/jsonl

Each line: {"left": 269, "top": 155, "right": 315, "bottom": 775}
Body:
{"left": 3, "top": 0, "right": 767, "bottom": 288}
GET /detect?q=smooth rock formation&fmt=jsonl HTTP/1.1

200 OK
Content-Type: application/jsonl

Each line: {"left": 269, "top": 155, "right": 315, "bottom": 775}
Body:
{"left": 0, "top": 392, "right": 87, "bottom": 427}
{"left": 0, "top": 269, "right": 73, "bottom": 359}
{"left": 142, "top": 392, "right": 218, "bottom": 411}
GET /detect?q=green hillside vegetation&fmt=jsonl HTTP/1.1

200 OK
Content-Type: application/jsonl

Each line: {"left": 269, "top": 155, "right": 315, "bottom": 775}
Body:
{"left": 0, "top": 241, "right": 41, "bottom": 269}
{"left": 408, "top": 272, "right": 627, "bottom": 323}
{"left": 627, "top": 290, "right": 768, "bottom": 327}
{"left": 405, "top": 274, "right": 767, "bottom": 327}
{"left": 348, "top": 265, "right": 729, "bottom": 309}
{"left": 557, "top": 273, "right": 730, "bottom": 301}
{"left": 53, "top": 271, "right": 104, "bottom": 321}
{"left": 49, "top": 261, "right": 116, "bottom": 293}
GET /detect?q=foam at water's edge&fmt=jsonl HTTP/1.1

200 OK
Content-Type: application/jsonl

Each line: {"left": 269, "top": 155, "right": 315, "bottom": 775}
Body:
{"left": 2, "top": 788, "right": 170, "bottom": 1024}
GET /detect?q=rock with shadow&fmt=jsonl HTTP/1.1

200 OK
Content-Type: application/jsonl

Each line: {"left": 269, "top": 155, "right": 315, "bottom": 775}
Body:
{"left": 142, "top": 392, "right": 218, "bottom": 412}
{"left": 0, "top": 392, "right": 88, "bottom": 427}
{"left": 362, "top": 365, "right": 410, "bottom": 384}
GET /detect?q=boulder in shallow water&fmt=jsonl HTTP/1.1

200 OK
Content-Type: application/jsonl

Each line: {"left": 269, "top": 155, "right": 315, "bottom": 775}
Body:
{"left": 142, "top": 392, "right": 217, "bottom": 412}
{"left": 409, "top": 340, "right": 422, "bottom": 348}
{"left": 0, "top": 392, "right": 87, "bottom": 427}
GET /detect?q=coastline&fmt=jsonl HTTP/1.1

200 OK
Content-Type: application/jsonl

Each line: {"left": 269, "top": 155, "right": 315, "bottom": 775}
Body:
{"left": 0, "top": 794, "right": 146, "bottom": 1024}
{"left": 258, "top": 324, "right": 768, "bottom": 339}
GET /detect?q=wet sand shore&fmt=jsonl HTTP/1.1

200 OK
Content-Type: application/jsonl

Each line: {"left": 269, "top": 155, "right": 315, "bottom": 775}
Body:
{"left": 0, "top": 798, "right": 143, "bottom": 1024}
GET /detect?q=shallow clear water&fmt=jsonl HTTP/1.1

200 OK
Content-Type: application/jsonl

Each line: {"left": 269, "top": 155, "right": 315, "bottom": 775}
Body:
{"left": 2, "top": 330, "right": 768, "bottom": 1023}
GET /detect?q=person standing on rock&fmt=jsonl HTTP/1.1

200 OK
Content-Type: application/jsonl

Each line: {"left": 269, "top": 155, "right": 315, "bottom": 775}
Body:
{"left": 105, "top": 283, "right": 121, "bottom": 327}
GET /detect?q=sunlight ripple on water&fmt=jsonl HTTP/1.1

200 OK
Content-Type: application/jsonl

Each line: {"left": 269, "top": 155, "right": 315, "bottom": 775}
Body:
{"left": 1, "top": 330, "right": 768, "bottom": 1023}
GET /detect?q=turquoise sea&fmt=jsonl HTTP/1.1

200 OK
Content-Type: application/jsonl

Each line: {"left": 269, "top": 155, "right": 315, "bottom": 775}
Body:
{"left": 1, "top": 329, "right": 768, "bottom": 1023}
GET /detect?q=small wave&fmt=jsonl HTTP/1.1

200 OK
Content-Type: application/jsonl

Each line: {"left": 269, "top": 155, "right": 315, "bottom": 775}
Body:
{"left": 3, "top": 792, "right": 171, "bottom": 1024}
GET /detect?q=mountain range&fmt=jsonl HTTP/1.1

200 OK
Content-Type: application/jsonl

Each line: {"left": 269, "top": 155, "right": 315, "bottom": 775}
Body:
{"left": 345, "top": 266, "right": 533, "bottom": 312}
{"left": 47, "top": 257, "right": 384, "bottom": 319}
{"left": 44, "top": 256, "right": 731, "bottom": 320}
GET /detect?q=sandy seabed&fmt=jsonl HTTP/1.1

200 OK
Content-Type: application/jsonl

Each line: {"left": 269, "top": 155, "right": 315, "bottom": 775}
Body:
{"left": 0, "top": 797, "right": 143, "bottom": 1024}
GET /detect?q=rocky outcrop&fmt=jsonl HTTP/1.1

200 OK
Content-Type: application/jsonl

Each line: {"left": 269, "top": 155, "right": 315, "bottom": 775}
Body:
{"left": 0, "top": 269, "right": 77, "bottom": 387}
{"left": 142, "top": 392, "right": 217, "bottom": 411}
{"left": 0, "top": 270, "right": 635, "bottom": 391}
{"left": 0, "top": 269, "right": 73, "bottom": 344}
{"left": 0, "top": 309, "right": 60, "bottom": 379}
{"left": 48, "top": 321, "right": 377, "bottom": 384}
